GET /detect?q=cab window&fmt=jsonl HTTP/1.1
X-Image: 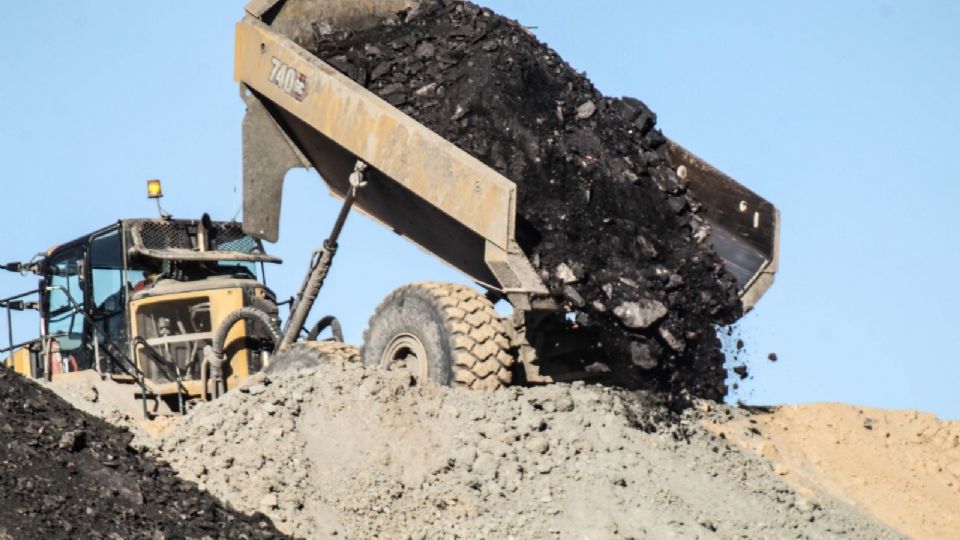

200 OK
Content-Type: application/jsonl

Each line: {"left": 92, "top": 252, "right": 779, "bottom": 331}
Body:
{"left": 46, "top": 248, "right": 86, "bottom": 360}
{"left": 90, "top": 229, "right": 124, "bottom": 313}
{"left": 213, "top": 261, "right": 258, "bottom": 279}
{"left": 89, "top": 228, "right": 129, "bottom": 346}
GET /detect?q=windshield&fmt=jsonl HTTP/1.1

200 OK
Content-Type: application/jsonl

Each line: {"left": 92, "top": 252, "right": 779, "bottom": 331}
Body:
{"left": 213, "top": 261, "right": 258, "bottom": 279}
{"left": 211, "top": 231, "right": 261, "bottom": 254}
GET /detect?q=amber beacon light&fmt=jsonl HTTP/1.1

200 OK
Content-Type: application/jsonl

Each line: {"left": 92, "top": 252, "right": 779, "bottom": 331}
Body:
{"left": 147, "top": 179, "right": 163, "bottom": 199}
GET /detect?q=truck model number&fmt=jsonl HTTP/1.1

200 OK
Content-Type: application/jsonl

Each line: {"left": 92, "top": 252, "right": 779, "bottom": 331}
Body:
{"left": 269, "top": 58, "right": 308, "bottom": 101}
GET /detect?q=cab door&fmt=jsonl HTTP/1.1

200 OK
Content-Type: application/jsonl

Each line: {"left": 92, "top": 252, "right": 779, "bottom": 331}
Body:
{"left": 88, "top": 227, "right": 128, "bottom": 373}
{"left": 43, "top": 247, "right": 90, "bottom": 372}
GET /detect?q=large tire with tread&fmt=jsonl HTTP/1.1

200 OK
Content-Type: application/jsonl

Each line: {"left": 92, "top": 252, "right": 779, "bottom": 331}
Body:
{"left": 361, "top": 282, "right": 514, "bottom": 389}
{"left": 265, "top": 341, "right": 360, "bottom": 375}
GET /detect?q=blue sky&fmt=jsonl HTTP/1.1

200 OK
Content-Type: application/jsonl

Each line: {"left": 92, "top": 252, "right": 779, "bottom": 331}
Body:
{"left": 1, "top": 1, "right": 957, "bottom": 418}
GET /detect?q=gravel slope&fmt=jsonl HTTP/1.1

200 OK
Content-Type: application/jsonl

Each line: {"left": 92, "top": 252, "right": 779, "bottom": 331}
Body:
{"left": 156, "top": 359, "right": 900, "bottom": 539}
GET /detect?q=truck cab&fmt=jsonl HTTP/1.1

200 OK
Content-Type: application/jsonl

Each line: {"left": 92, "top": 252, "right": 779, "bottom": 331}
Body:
{"left": 2, "top": 217, "right": 282, "bottom": 414}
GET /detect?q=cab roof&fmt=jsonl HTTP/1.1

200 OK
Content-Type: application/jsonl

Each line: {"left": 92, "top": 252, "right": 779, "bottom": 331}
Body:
{"left": 45, "top": 218, "right": 281, "bottom": 264}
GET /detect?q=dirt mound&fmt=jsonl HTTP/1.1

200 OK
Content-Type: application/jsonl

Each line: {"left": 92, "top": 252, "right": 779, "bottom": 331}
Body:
{"left": 157, "top": 359, "right": 898, "bottom": 539}
{"left": 42, "top": 370, "right": 182, "bottom": 441}
{"left": 710, "top": 403, "right": 960, "bottom": 540}
{"left": 0, "top": 367, "right": 285, "bottom": 539}
{"left": 309, "top": 0, "right": 741, "bottom": 401}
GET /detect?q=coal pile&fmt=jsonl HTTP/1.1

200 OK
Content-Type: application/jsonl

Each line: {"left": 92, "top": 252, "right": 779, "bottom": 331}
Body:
{"left": 312, "top": 0, "right": 741, "bottom": 400}
{"left": 0, "top": 367, "right": 285, "bottom": 539}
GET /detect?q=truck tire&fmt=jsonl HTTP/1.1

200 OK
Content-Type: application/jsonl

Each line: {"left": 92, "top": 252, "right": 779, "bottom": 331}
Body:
{"left": 361, "top": 283, "right": 514, "bottom": 389}
{"left": 265, "top": 341, "right": 360, "bottom": 375}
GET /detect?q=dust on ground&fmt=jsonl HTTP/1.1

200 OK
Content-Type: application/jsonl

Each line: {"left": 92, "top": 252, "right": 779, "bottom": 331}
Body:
{"left": 709, "top": 403, "right": 960, "bottom": 540}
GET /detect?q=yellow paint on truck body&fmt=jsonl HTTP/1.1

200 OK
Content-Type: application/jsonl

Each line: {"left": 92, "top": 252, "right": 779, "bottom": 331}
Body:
{"left": 234, "top": 14, "right": 552, "bottom": 303}
{"left": 5, "top": 348, "right": 32, "bottom": 377}
{"left": 129, "top": 287, "right": 251, "bottom": 397}
{"left": 234, "top": 17, "right": 518, "bottom": 251}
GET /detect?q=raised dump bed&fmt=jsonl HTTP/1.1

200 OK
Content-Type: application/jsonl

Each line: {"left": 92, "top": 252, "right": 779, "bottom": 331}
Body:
{"left": 234, "top": 0, "right": 778, "bottom": 312}
{"left": 234, "top": 0, "right": 780, "bottom": 391}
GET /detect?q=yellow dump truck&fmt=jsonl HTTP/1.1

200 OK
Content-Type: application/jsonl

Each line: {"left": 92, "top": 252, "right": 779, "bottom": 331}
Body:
{"left": 2, "top": 1, "right": 780, "bottom": 410}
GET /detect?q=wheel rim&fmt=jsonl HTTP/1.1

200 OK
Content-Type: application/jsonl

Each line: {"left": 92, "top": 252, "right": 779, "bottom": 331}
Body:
{"left": 380, "top": 333, "right": 430, "bottom": 380}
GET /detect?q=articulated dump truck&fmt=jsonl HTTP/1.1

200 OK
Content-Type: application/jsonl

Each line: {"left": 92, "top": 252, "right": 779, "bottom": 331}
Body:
{"left": 0, "top": 0, "right": 777, "bottom": 418}
{"left": 235, "top": 0, "right": 780, "bottom": 389}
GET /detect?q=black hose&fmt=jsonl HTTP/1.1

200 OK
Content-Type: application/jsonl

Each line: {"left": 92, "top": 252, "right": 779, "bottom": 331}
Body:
{"left": 306, "top": 315, "right": 344, "bottom": 342}
{"left": 211, "top": 306, "right": 282, "bottom": 360}
{"left": 205, "top": 306, "right": 281, "bottom": 401}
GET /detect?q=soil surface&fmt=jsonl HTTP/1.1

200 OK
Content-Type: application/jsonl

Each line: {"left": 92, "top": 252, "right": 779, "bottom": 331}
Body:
{"left": 156, "top": 359, "right": 899, "bottom": 539}
{"left": 711, "top": 403, "right": 960, "bottom": 540}
{"left": 308, "top": 0, "right": 741, "bottom": 401}
{"left": 0, "top": 367, "right": 285, "bottom": 540}
{"left": 43, "top": 370, "right": 181, "bottom": 441}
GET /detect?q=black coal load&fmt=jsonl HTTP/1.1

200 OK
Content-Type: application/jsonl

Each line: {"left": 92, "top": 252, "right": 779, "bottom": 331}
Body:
{"left": 312, "top": 0, "right": 741, "bottom": 400}
{"left": 0, "top": 367, "right": 286, "bottom": 539}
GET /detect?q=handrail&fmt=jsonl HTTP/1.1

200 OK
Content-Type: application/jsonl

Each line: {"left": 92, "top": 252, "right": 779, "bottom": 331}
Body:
{"left": 0, "top": 289, "right": 40, "bottom": 304}
{"left": 44, "top": 285, "right": 158, "bottom": 418}
{"left": 0, "top": 338, "right": 41, "bottom": 356}
{"left": 130, "top": 335, "right": 194, "bottom": 410}
{"left": 0, "top": 288, "right": 40, "bottom": 356}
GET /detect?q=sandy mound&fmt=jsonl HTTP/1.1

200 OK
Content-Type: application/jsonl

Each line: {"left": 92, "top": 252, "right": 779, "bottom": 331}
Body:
{"left": 155, "top": 360, "right": 897, "bottom": 539}
{"left": 710, "top": 403, "right": 960, "bottom": 540}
